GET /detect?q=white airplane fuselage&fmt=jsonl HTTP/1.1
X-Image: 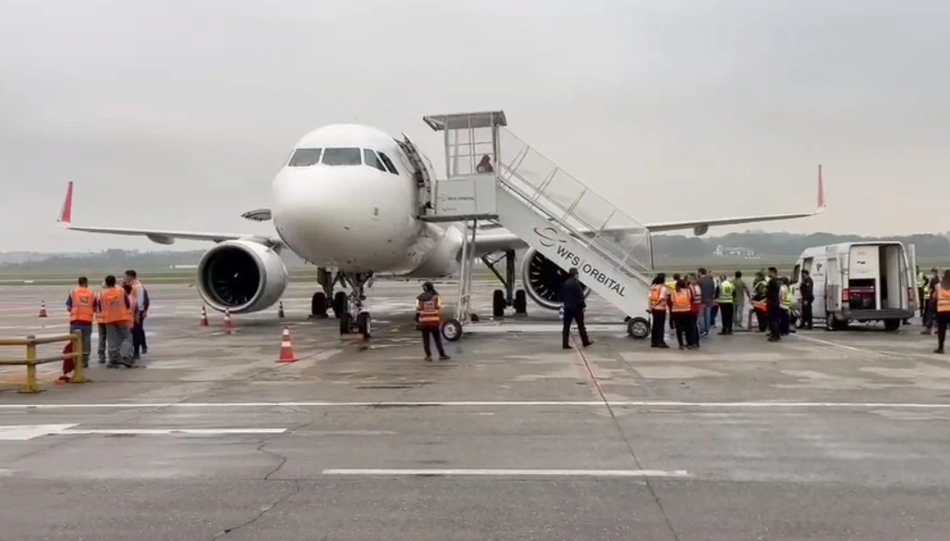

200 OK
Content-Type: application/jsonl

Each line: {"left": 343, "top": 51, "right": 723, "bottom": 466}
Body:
{"left": 271, "top": 124, "right": 464, "bottom": 278}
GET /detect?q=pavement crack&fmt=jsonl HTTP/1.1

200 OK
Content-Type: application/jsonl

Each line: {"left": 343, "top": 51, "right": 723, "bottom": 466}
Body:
{"left": 212, "top": 479, "right": 299, "bottom": 540}
{"left": 260, "top": 441, "right": 288, "bottom": 480}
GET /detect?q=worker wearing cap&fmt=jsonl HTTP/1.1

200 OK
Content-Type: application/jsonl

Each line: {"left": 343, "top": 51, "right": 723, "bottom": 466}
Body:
{"left": 65, "top": 276, "right": 96, "bottom": 368}
{"left": 416, "top": 281, "right": 450, "bottom": 362}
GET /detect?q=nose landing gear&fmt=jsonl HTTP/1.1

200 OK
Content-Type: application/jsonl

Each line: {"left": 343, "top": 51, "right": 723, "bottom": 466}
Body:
{"left": 337, "top": 272, "right": 373, "bottom": 339}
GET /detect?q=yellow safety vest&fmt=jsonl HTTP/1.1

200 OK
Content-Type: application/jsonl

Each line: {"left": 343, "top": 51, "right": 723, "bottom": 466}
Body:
{"left": 780, "top": 286, "right": 791, "bottom": 310}
{"left": 719, "top": 280, "right": 735, "bottom": 304}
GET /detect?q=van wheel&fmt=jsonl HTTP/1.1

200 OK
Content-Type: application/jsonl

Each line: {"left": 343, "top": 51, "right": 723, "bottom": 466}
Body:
{"left": 883, "top": 319, "right": 900, "bottom": 332}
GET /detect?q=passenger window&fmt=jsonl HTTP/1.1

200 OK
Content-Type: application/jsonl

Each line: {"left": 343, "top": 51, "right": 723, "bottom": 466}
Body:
{"left": 322, "top": 148, "right": 363, "bottom": 166}
{"left": 288, "top": 148, "right": 322, "bottom": 167}
{"left": 377, "top": 152, "right": 399, "bottom": 175}
{"left": 363, "top": 149, "right": 387, "bottom": 172}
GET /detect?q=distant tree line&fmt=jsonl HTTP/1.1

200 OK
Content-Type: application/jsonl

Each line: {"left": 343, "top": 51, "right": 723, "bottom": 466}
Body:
{"left": 652, "top": 232, "right": 950, "bottom": 259}
{"left": 3, "top": 232, "right": 948, "bottom": 270}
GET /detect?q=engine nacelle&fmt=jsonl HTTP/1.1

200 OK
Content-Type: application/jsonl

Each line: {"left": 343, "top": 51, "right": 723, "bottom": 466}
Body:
{"left": 196, "top": 240, "right": 289, "bottom": 314}
{"left": 521, "top": 248, "right": 589, "bottom": 311}
{"left": 693, "top": 224, "right": 709, "bottom": 236}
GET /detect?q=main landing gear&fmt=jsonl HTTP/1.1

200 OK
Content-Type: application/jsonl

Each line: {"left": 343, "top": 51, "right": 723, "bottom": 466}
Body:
{"left": 308, "top": 268, "right": 372, "bottom": 339}
{"left": 482, "top": 249, "right": 528, "bottom": 319}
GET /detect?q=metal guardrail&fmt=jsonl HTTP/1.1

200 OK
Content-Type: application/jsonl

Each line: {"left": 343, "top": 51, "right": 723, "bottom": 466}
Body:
{"left": 0, "top": 333, "right": 86, "bottom": 393}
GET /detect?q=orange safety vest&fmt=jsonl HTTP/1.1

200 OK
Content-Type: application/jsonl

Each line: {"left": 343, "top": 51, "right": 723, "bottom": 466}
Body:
{"left": 417, "top": 295, "right": 442, "bottom": 328}
{"left": 937, "top": 285, "right": 950, "bottom": 313}
{"left": 69, "top": 287, "right": 96, "bottom": 323}
{"left": 127, "top": 296, "right": 138, "bottom": 325}
{"left": 99, "top": 287, "right": 128, "bottom": 325}
{"left": 671, "top": 289, "right": 693, "bottom": 313}
{"left": 649, "top": 284, "right": 667, "bottom": 310}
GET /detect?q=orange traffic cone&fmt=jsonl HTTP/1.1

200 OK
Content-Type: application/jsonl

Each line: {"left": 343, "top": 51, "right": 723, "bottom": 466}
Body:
{"left": 200, "top": 306, "right": 209, "bottom": 327}
{"left": 38, "top": 301, "right": 48, "bottom": 318}
{"left": 223, "top": 308, "right": 233, "bottom": 334}
{"left": 278, "top": 301, "right": 285, "bottom": 318}
{"left": 277, "top": 326, "right": 297, "bottom": 363}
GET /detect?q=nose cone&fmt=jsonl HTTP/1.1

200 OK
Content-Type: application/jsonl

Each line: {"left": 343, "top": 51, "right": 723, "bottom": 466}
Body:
{"left": 271, "top": 166, "right": 416, "bottom": 270}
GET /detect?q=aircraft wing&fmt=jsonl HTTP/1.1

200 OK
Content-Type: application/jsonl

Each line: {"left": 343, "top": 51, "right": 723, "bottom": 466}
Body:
{"left": 56, "top": 181, "right": 284, "bottom": 247}
{"left": 473, "top": 167, "right": 826, "bottom": 252}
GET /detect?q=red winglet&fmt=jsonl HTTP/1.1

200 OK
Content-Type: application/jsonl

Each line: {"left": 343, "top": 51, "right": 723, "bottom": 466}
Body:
{"left": 817, "top": 165, "right": 826, "bottom": 211}
{"left": 58, "top": 181, "right": 73, "bottom": 225}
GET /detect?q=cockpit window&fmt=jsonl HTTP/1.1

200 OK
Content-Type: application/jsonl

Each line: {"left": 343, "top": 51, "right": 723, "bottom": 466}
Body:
{"left": 288, "top": 148, "right": 322, "bottom": 167}
{"left": 322, "top": 147, "right": 363, "bottom": 166}
{"left": 362, "top": 149, "right": 387, "bottom": 172}
{"left": 377, "top": 152, "right": 399, "bottom": 175}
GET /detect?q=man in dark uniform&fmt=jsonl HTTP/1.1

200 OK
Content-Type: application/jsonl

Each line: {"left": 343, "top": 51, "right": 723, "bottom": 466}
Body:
{"left": 798, "top": 269, "right": 815, "bottom": 330}
{"left": 561, "top": 268, "right": 592, "bottom": 349}
{"left": 766, "top": 267, "right": 782, "bottom": 342}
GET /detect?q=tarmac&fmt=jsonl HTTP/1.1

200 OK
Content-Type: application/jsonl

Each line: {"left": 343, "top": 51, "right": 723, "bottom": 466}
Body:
{"left": 1, "top": 280, "right": 949, "bottom": 540}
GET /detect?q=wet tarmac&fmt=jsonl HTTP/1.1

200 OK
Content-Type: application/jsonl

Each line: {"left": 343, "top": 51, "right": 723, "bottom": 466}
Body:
{"left": 1, "top": 281, "right": 949, "bottom": 540}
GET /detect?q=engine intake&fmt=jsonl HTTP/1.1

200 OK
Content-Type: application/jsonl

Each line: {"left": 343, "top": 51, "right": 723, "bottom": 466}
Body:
{"left": 521, "top": 248, "right": 589, "bottom": 311}
{"left": 196, "top": 240, "right": 289, "bottom": 314}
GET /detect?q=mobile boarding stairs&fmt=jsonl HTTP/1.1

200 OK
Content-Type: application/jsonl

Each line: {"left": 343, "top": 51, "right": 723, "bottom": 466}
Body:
{"left": 418, "top": 110, "right": 656, "bottom": 342}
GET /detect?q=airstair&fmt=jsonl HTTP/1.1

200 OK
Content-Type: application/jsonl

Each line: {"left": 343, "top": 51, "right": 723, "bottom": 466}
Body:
{"left": 421, "top": 110, "right": 656, "bottom": 340}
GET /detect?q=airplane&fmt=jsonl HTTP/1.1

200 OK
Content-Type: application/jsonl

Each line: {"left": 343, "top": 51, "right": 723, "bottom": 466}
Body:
{"left": 57, "top": 122, "right": 826, "bottom": 338}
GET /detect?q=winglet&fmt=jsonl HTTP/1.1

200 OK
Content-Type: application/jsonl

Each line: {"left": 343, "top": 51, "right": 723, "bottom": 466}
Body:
{"left": 817, "top": 164, "right": 827, "bottom": 212}
{"left": 58, "top": 181, "right": 74, "bottom": 226}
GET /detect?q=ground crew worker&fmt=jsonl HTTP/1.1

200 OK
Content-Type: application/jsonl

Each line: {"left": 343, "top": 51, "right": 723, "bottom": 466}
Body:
{"left": 766, "top": 267, "right": 782, "bottom": 342}
{"left": 688, "top": 274, "right": 703, "bottom": 347}
{"left": 798, "top": 269, "right": 815, "bottom": 330}
{"left": 561, "top": 268, "right": 593, "bottom": 350}
{"left": 751, "top": 271, "right": 769, "bottom": 332}
{"left": 779, "top": 277, "right": 793, "bottom": 335}
{"left": 922, "top": 268, "right": 940, "bottom": 335}
{"left": 917, "top": 266, "right": 929, "bottom": 318}
{"left": 718, "top": 275, "right": 735, "bottom": 335}
{"left": 416, "top": 281, "right": 450, "bottom": 362}
{"left": 666, "top": 273, "right": 679, "bottom": 331}
{"left": 100, "top": 275, "right": 133, "bottom": 368}
{"left": 124, "top": 270, "right": 149, "bottom": 359}
{"left": 671, "top": 278, "right": 697, "bottom": 349}
{"left": 732, "top": 271, "right": 749, "bottom": 330}
{"left": 65, "top": 276, "right": 96, "bottom": 368}
{"left": 94, "top": 287, "right": 107, "bottom": 364}
{"left": 697, "top": 269, "right": 715, "bottom": 337}
{"left": 649, "top": 273, "right": 669, "bottom": 348}
{"left": 933, "top": 270, "right": 950, "bottom": 354}
{"left": 710, "top": 273, "right": 722, "bottom": 328}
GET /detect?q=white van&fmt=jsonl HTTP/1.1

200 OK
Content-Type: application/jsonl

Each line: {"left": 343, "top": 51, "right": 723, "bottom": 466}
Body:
{"left": 791, "top": 241, "right": 917, "bottom": 331}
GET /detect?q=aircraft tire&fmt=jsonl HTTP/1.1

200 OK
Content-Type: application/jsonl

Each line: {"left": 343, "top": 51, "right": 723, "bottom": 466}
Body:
{"left": 311, "top": 292, "right": 328, "bottom": 318}
{"left": 514, "top": 290, "right": 528, "bottom": 314}
{"left": 442, "top": 319, "right": 462, "bottom": 342}
{"left": 492, "top": 290, "right": 506, "bottom": 318}
{"left": 357, "top": 312, "right": 372, "bottom": 338}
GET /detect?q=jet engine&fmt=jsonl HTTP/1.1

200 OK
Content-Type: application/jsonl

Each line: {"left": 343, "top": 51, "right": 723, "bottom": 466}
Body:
{"left": 521, "top": 248, "right": 589, "bottom": 311}
{"left": 196, "top": 240, "right": 289, "bottom": 314}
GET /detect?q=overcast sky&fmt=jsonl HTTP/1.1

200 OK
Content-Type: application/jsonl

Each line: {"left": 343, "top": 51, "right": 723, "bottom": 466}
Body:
{"left": 1, "top": 0, "right": 948, "bottom": 252}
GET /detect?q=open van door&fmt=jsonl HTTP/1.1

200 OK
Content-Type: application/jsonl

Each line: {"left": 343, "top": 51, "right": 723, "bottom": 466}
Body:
{"left": 824, "top": 246, "right": 841, "bottom": 317}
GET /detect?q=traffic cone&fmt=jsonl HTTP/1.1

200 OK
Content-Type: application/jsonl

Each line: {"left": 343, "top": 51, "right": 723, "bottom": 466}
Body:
{"left": 223, "top": 309, "right": 233, "bottom": 334}
{"left": 38, "top": 301, "right": 48, "bottom": 318}
{"left": 200, "top": 306, "right": 209, "bottom": 327}
{"left": 277, "top": 326, "right": 297, "bottom": 363}
{"left": 278, "top": 301, "right": 285, "bottom": 318}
